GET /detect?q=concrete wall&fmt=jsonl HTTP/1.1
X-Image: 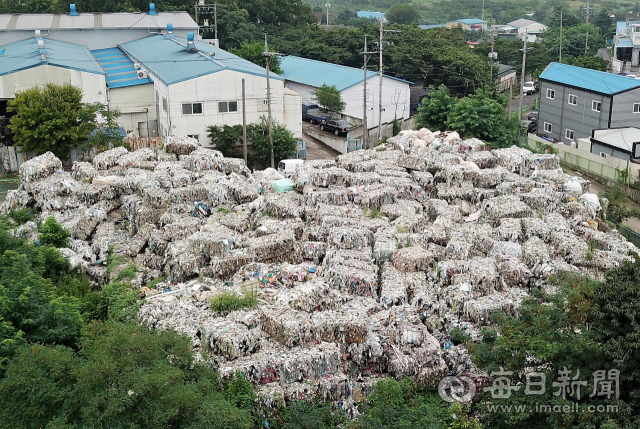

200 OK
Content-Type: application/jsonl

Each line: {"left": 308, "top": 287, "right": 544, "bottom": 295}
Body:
{"left": 108, "top": 83, "right": 156, "bottom": 136}
{"left": 0, "top": 64, "right": 107, "bottom": 104}
{"left": 538, "top": 80, "right": 611, "bottom": 144}
{"left": 1, "top": 29, "right": 194, "bottom": 50}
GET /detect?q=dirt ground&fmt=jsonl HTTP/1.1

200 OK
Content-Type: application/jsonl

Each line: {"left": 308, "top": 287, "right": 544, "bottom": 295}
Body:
{"left": 301, "top": 121, "right": 341, "bottom": 160}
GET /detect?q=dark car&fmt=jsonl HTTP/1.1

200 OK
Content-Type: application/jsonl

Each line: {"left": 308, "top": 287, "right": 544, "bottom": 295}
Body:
{"left": 320, "top": 119, "right": 353, "bottom": 136}
{"left": 527, "top": 111, "right": 538, "bottom": 121}
{"left": 521, "top": 120, "right": 537, "bottom": 134}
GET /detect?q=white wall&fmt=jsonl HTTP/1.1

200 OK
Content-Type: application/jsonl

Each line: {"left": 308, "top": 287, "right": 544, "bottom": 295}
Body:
{"left": 283, "top": 89, "right": 302, "bottom": 139}
{"left": 0, "top": 65, "right": 106, "bottom": 104}
{"left": 517, "top": 23, "right": 546, "bottom": 37}
{"left": 158, "top": 70, "right": 298, "bottom": 146}
{"left": 109, "top": 83, "right": 156, "bottom": 136}
{"left": 0, "top": 29, "right": 194, "bottom": 50}
{"left": 341, "top": 75, "right": 411, "bottom": 130}
{"left": 284, "top": 81, "right": 316, "bottom": 104}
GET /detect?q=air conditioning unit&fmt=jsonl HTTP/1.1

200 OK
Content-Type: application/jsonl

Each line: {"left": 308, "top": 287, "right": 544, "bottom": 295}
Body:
{"left": 133, "top": 63, "right": 142, "bottom": 70}
{"left": 137, "top": 70, "right": 148, "bottom": 79}
{"left": 600, "top": 152, "right": 608, "bottom": 159}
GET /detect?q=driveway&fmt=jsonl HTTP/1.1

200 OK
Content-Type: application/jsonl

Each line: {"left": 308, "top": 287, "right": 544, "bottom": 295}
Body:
{"left": 510, "top": 92, "right": 539, "bottom": 116}
{"left": 302, "top": 121, "right": 341, "bottom": 160}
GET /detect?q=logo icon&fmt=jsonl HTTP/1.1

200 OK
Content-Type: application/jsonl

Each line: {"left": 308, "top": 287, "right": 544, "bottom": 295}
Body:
{"left": 438, "top": 376, "right": 476, "bottom": 403}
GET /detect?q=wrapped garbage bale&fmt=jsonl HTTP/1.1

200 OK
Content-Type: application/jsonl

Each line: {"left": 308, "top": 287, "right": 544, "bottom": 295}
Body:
{"left": 392, "top": 213, "right": 430, "bottom": 234}
{"left": 93, "top": 146, "right": 128, "bottom": 170}
{"left": 544, "top": 212, "right": 570, "bottom": 234}
{"left": 263, "top": 193, "right": 304, "bottom": 219}
{"left": 140, "top": 181, "right": 171, "bottom": 209}
{"left": 180, "top": 147, "right": 224, "bottom": 171}
{"left": 484, "top": 195, "right": 532, "bottom": 221}
{"left": 260, "top": 306, "right": 314, "bottom": 347}
{"left": 164, "top": 135, "right": 200, "bottom": 155}
{"left": 306, "top": 159, "right": 336, "bottom": 169}
{"left": 552, "top": 233, "right": 588, "bottom": 264}
{"left": 336, "top": 150, "right": 376, "bottom": 171}
{"left": 304, "top": 204, "right": 364, "bottom": 221}
{"left": 275, "top": 281, "right": 346, "bottom": 312}
{"left": 19, "top": 151, "right": 63, "bottom": 183}
{"left": 72, "top": 161, "right": 99, "bottom": 183}
{"left": 530, "top": 168, "right": 569, "bottom": 185}
{"left": 247, "top": 232, "right": 296, "bottom": 262}
{"left": 410, "top": 170, "right": 435, "bottom": 189}
{"left": 465, "top": 151, "right": 496, "bottom": 169}
{"left": 489, "top": 241, "right": 522, "bottom": 259}
{"left": 323, "top": 262, "right": 378, "bottom": 297}
{"left": 163, "top": 216, "right": 202, "bottom": 241}
{"left": 521, "top": 187, "right": 559, "bottom": 213}
{"left": 496, "top": 218, "right": 522, "bottom": 242}
{"left": 187, "top": 228, "right": 238, "bottom": 258}
{"left": 352, "top": 183, "right": 399, "bottom": 207}
{"left": 311, "top": 311, "right": 369, "bottom": 343}
{"left": 300, "top": 241, "right": 327, "bottom": 260}
{"left": 203, "top": 318, "right": 265, "bottom": 360}
{"left": 117, "top": 148, "right": 157, "bottom": 170}
{"left": 496, "top": 257, "right": 531, "bottom": 287}
{"left": 379, "top": 263, "right": 426, "bottom": 308}
{"left": 492, "top": 145, "right": 532, "bottom": 173}
{"left": 563, "top": 176, "right": 590, "bottom": 194}
{"left": 495, "top": 178, "right": 538, "bottom": 195}
{"left": 304, "top": 186, "right": 350, "bottom": 206}
{"left": 460, "top": 138, "right": 485, "bottom": 152}
{"left": 445, "top": 240, "right": 474, "bottom": 260}
{"left": 522, "top": 236, "right": 551, "bottom": 268}
{"left": 373, "top": 226, "right": 397, "bottom": 263}
{"left": 522, "top": 217, "right": 551, "bottom": 241}
{"left": 328, "top": 226, "right": 374, "bottom": 250}
{"left": 461, "top": 293, "right": 519, "bottom": 326}
{"left": 392, "top": 246, "right": 434, "bottom": 272}
{"left": 468, "top": 167, "right": 510, "bottom": 188}
{"left": 436, "top": 182, "right": 474, "bottom": 203}
{"left": 0, "top": 189, "right": 33, "bottom": 213}
{"left": 309, "top": 166, "right": 354, "bottom": 187}
{"left": 524, "top": 153, "right": 560, "bottom": 175}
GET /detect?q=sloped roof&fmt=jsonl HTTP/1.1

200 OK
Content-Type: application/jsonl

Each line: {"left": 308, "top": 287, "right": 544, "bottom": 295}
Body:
{"left": 0, "top": 37, "right": 105, "bottom": 77}
{"left": 91, "top": 47, "right": 152, "bottom": 88}
{"left": 447, "top": 19, "right": 486, "bottom": 25}
{"left": 0, "top": 12, "right": 197, "bottom": 31}
{"left": 507, "top": 18, "right": 545, "bottom": 28}
{"left": 279, "top": 56, "right": 412, "bottom": 92}
{"left": 357, "top": 11, "right": 385, "bottom": 19}
{"left": 119, "top": 34, "right": 282, "bottom": 86}
{"left": 539, "top": 62, "right": 640, "bottom": 95}
{"left": 592, "top": 127, "right": 640, "bottom": 152}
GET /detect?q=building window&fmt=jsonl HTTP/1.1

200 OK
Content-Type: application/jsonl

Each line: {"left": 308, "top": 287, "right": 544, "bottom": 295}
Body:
{"left": 592, "top": 101, "right": 601, "bottom": 112}
{"left": 568, "top": 94, "right": 577, "bottom": 105}
{"left": 600, "top": 152, "right": 608, "bottom": 159}
{"left": 182, "top": 103, "right": 203, "bottom": 115}
{"left": 546, "top": 89, "right": 555, "bottom": 99}
{"left": 565, "top": 129, "right": 575, "bottom": 140}
{"left": 187, "top": 134, "right": 199, "bottom": 140}
{"left": 634, "top": 103, "right": 640, "bottom": 113}
{"left": 162, "top": 97, "right": 168, "bottom": 112}
{"left": 544, "top": 122, "right": 552, "bottom": 133}
{"left": 218, "top": 101, "right": 238, "bottom": 113}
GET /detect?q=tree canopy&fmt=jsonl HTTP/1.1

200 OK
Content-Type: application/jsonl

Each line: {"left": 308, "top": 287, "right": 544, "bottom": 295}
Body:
{"left": 313, "top": 84, "right": 346, "bottom": 113}
{"left": 230, "top": 41, "right": 283, "bottom": 74}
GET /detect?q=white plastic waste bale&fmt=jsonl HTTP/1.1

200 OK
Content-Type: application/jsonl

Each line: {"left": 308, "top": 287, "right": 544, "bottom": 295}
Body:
{"left": 579, "top": 193, "right": 601, "bottom": 217}
{"left": 19, "top": 152, "right": 63, "bottom": 183}
{"left": 444, "top": 132, "right": 460, "bottom": 143}
{"left": 562, "top": 178, "right": 584, "bottom": 196}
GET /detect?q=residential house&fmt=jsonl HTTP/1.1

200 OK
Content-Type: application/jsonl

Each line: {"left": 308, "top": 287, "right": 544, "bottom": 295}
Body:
{"left": 491, "top": 24, "right": 518, "bottom": 40}
{"left": 538, "top": 62, "right": 640, "bottom": 145}
{"left": 612, "top": 21, "right": 640, "bottom": 67}
{"left": 495, "top": 64, "right": 516, "bottom": 92}
{"left": 0, "top": 4, "right": 198, "bottom": 50}
{"left": 446, "top": 19, "right": 487, "bottom": 31}
{"left": 279, "top": 56, "right": 411, "bottom": 131}
{"left": 119, "top": 33, "right": 301, "bottom": 144}
{"left": 590, "top": 127, "right": 640, "bottom": 162}
{"left": 506, "top": 19, "right": 547, "bottom": 42}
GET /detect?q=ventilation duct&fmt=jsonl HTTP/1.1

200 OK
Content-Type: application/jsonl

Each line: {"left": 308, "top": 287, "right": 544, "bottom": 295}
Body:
{"left": 149, "top": 3, "right": 157, "bottom": 15}
{"left": 70, "top": 4, "right": 78, "bottom": 16}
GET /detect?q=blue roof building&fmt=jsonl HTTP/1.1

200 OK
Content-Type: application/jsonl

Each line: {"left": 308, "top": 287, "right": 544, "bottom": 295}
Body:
{"left": 357, "top": 11, "right": 386, "bottom": 20}
{"left": 612, "top": 21, "right": 640, "bottom": 67}
{"left": 279, "top": 55, "right": 412, "bottom": 132}
{"left": 538, "top": 62, "right": 640, "bottom": 144}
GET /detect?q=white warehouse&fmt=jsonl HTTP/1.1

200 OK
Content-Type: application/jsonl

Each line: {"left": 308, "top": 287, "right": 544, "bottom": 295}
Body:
{"left": 279, "top": 56, "right": 412, "bottom": 133}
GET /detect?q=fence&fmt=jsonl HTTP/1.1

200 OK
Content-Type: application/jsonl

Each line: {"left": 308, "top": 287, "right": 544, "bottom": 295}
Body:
{"left": 620, "top": 226, "right": 640, "bottom": 248}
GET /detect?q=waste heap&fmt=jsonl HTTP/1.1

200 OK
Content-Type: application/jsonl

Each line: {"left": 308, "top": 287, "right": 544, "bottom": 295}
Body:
{"left": 3, "top": 131, "right": 637, "bottom": 415}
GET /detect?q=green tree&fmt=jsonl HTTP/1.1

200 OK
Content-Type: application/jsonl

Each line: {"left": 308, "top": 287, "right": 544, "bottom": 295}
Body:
{"left": 415, "top": 85, "right": 455, "bottom": 131}
{"left": 37, "top": 216, "right": 70, "bottom": 248}
{"left": 386, "top": 4, "right": 420, "bottom": 25}
{"left": 229, "top": 41, "right": 283, "bottom": 74}
{"left": 592, "top": 9, "right": 616, "bottom": 39}
{"left": 568, "top": 54, "right": 608, "bottom": 71}
{"left": 541, "top": 24, "right": 606, "bottom": 63}
{"left": 313, "top": 84, "right": 346, "bottom": 113}
{"left": 446, "top": 89, "right": 519, "bottom": 148}
{"left": 8, "top": 83, "right": 121, "bottom": 159}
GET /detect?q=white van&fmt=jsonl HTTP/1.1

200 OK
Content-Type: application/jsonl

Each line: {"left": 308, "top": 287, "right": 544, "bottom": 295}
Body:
{"left": 278, "top": 159, "right": 304, "bottom": 177}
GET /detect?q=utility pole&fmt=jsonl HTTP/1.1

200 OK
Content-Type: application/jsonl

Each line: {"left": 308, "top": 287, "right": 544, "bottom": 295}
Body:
{"left": 489, "top": 32, "right": 496, "bottom": 81}
{"left": 559, "top": 10, "right": 563, "bottom": 63}
{"left": 518, "top": 30, "right": 528, "bottom": 122}
{"left": 584, "top": 0, "right": 591, "bottom": 23}
{"left": 585, "top": 31, "right": 589, "bottom": 54}
{"left": 214, "top": 3, "right": 217, "bottom": 41}
{"left": 261, "top": 34, "right": 285, "bottom": 169}
{"left": 362, "top": 36, "right": 369, "bottom": 149}
{"left": 242, "top": 78, "right": 247, "bottom": 165}
{"left": 194, "top": 1, "right": 217, "bottom": 43}
{"left": 376, "top": 19, "right": 400, "bottom": 143}
{"left": 508, "top": 78, "right": 514, "bottom": 119}
{"left": 325, "top": 2, "right": 330, "bottom": 25}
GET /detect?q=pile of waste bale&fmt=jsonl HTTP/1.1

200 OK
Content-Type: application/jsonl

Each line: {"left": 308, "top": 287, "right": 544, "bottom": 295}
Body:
{"left": 3, "top": 130, "right": 638, "bottom": 415}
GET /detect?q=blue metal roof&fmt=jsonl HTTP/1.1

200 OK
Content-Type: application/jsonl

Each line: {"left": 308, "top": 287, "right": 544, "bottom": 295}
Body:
{"left": 448, "top": 18, "right": 486, "bottom": 25}
{"left": 616, "top": 21, "right": 633, "bottom": 35}
{"left": 119, "top": 35, "right": 281, "bottom": 86}
{"left": 357, "top": 11, "right": 385, "bottom": 19}
{"left": 0, "top": 37, "right": 105, "bottom": 77}
{"left": 91, "top": 47, "right": 153, "bottom": 88}
{"left": 540, "top": 62, "right": 640, "bottom": 95}
{"left": 617, "top": 38, "right": 634, "bottom": 48}
{"left": 419, "top": 24, "right": 446, "bottom": 30}
{"left": 279, "top": 56, "right": 412, "bottom": 92}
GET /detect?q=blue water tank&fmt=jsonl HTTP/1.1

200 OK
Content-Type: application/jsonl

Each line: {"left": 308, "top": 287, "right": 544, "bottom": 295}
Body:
{"left": 70, "top": 4, "right": 79, "bottom": 16}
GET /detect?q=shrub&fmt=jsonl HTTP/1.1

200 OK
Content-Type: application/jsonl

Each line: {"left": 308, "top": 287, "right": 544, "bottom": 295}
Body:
{"left": 37, "top": 216, "right": 69, "bottom": 248}
{"left": 208, "top": 292, "right": 257, "bottom": 312}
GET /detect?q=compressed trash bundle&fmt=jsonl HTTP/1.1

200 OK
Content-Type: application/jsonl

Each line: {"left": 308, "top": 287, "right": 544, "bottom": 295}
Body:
{"left": 380, "top": 200, "right": 423, "bottom": 221}
{"left": 140, "top": 181, "right": 171, "bottom": 209}
{"left": 300, "top": 241, "right": 327, "bottom": 260}
{"left": 521, "top": 187, "right": 559, "bottom": 213}
{"left": 392, "top": 213, "right": 431, "bottom": 234}
{"left": 496, "top": 218, "right": 522, "bottom": 242}
{"left": 247, "top": 232, "right": 296, "bottom": 262}
{"left": 309, "top": 167, "right": 355, "bottom": 187}
{"left": 496, "top": 257, "right": 531, "bottom": 286}
{"left": 263, "top": 193, "right": 304, "bottom": 219}
{"left": 260, "top": 306, "right": 314, "bottom": 347}
{"left": 204, "top": 318, "right": 265, "bottom": 360}
{"left": 328, "top": 226, "right": 373, "bottom": 249}
{"left": 392, "top": 246, "right": 434, "bottom": 272}
{"left": 304, "top": 186, "right": 350, "bottom": 206}
{"left": 467, "top": 166, "right": 510, "bottom": 188}
{"left": 522, "top": 236, "right": 551, "bottom": 267}
{"left": 19, "top": 151, "right": 63, "bottom": 183}
{"left": 306, "top": 159, "right": 336, "bottom": 169}
{"left": 323, "top": 261, "right": 378, "bottom": 297}
{"left": 436, "top": 182, "right": 474, "bottom": 202}
{"left": 117, "top": 148, "right": 157, "bottom": 170}
{"left": 530, "top": 168, "right": 569, "bottom": 184}
{"left": 525, "top": 153, "right": 560, "bottom": 174}
{"left": 93, "top": 146, "right": 128, "bottom": 170}
{"left": 275, "top": 281, "right": 346, "bottom": 312}
{"left": 461, "top": 292, "right": 520, "bottom": 325}
{"left": 521, "top": 217, "right": 551, "bottom": 241}
{"left": 484, "top": 195, "right": 532, "bottom": 221}
{"left": 72, "top": 161, "right": 99, "bottom": 183}
{"left": 164, "top": 135, "right": 200, "bottom": 155}
{"left": 352, "top": 183, "right": 399, "bottom": 207}
{"left": 492, "top": 145, "right": 532, "bottom": 173}
{"left": 465, "top": 150, "right": 496, "bottom": 169}
{"left": 180, "top": 148, "right": 224, "bottom": 171}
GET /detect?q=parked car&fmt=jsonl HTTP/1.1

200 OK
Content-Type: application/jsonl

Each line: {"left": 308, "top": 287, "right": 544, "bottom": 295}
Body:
{"left": 527, "top": 110, "right": 538, "bottom": 121}
{"left": 521, "top": 120, "right": 537, "bottom": 134}
{"left": 320, "top": 119, "right": 353, "bottom": 136}
{"left": 302, "top": 103, "right": 330, "bottom": 124}
{"left": 522, "top": 81, "right": 536, "bottom": 95}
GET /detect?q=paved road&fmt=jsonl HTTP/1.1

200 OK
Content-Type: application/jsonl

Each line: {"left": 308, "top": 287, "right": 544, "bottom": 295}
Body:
{"left": 301, "top": 121, "right": 341, "bottom": 160}
{"left": 510, "top": 92, "right": 539, "bottom": 116}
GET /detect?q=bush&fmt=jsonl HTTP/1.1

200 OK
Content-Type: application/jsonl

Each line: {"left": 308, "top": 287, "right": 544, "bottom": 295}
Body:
{"left": 208, "top": 292, "right": 258, "bottom": 312}
{"left": 37, "top": 216, "right": 69, "bottom": 248}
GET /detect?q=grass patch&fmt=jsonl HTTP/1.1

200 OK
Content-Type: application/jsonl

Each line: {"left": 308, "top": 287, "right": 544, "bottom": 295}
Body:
{"left": 368, "top": 206, "right": 381, "bottom": 218}
{"left": 106, "top": 253, "right": 128, "bottom": 277}
{"left": 217, "top": 206, "right": 232, "bottom": 214}
{"left": 208, "top": 292, "right": 258, "bottom": 312}
{"left": 262, "top": 210, "right": 273, "bottom": 218}
{"left": 115, "top": 264, "right": 137, "bottom": 282}
{"left": 147, "top": 275, "right": 167, "bottom": 289}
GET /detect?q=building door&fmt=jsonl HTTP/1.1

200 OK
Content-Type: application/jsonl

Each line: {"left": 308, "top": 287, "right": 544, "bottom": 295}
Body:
{"left": 138, "top": 121, "right": 148, "bottom": 138}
